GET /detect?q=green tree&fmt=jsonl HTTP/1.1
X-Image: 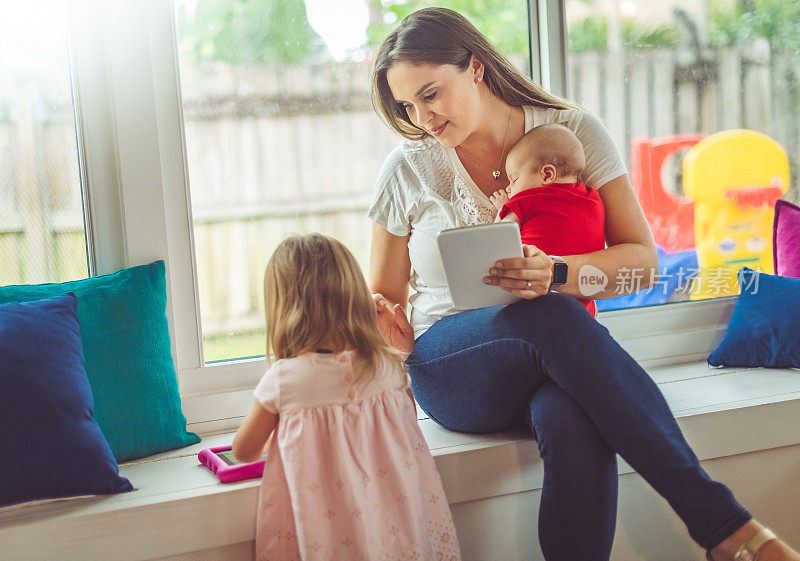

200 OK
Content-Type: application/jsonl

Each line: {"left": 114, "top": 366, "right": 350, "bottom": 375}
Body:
{"left": 177, "top": 0, "right": 324, "bottom": 64}
{"left": 366, "top": 0, "right": 531, "bottom": 60}
{"left": 567, "top": 15, "right": 607, "bottom": 53}
{"left": 709, "top": 0, "right": 800, "bottom": 50}
{"left": 568, "top": 15, "right": 679, "bottom": 53}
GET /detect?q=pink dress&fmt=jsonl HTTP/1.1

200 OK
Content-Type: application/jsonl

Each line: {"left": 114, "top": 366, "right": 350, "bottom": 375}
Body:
{"left": 253, "top": 349, "right": 461, "bottom": 561}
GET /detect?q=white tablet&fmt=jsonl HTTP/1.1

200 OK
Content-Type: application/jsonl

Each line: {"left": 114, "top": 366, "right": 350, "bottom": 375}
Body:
{"left": 437, "top": 222, "right": 524, "bottom": 310}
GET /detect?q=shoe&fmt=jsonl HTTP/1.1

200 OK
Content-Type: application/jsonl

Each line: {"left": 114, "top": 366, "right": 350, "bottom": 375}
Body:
{"left": 706, "top": 528, "right": 778, "bottom": 561}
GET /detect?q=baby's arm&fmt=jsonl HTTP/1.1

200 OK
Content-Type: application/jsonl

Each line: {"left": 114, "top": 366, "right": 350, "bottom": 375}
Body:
{"left": 489, "top": 187, "right": 510, "bottom": 212}
{"left": 489, "top": 188, "right": 520, "bottom": 223}
{"left": 232, "top": 401, "right": 278, "bottom": 463}
{"left": 495, "top": 212, "right": 520, "bottom": 224}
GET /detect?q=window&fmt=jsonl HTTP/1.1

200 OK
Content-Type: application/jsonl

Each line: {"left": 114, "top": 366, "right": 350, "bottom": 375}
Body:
{"left": 173, "top": 0, "right": 531, "bottom": 363}
{"left": 0, "top": 2, "right": 88, "bottom": 285}
{"left": 564, "top": 0, "right": 800, "bottom": 310}
{"left": 57, "top": 0, "right": 772, "bottom": 430}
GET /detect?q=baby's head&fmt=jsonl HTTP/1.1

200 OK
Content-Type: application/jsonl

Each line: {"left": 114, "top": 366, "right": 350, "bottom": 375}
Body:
{"left": 505, "top": 123, "right": 586, "bottom": 197}
{"left": 263, "top": 233, "right": 405, "bottom": 373}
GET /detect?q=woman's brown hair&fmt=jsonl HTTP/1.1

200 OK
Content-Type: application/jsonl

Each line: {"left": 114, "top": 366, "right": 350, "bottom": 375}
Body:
{"left": 371, "top": 7, "right": 578, "bottom": 141}
{"left": 263, "top": 233, "right": 407, "bottom": 383}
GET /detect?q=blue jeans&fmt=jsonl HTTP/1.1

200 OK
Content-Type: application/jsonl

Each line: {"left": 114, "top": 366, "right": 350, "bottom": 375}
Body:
{"left": 405, "top": 293, "right": 750, "bottom": 561}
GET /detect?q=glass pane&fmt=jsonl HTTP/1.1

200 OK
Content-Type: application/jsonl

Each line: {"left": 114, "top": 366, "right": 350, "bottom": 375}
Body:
{"left": 565, "top": 0, "right": 800, "bottom": 310}
{"left": 175, "top": 0, "right": 530, "bottom": 362}
{"left": 0, "top": 2, "right": 88, "bottom": 285}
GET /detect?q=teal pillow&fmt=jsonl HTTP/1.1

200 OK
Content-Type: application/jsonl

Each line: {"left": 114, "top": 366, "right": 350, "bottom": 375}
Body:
{"left": 0, "top": 261, "right": 199, "bottom": 461}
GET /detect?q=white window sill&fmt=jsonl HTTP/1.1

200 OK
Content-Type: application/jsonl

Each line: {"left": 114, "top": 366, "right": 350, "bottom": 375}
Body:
{"left": 2, "top": 363, "right": 800, "bottom": 560}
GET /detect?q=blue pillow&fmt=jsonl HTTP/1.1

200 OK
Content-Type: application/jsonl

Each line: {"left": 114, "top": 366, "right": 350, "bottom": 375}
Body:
{"left": 708, "top": 268, "right": 800, "bottom": 368}
{"left": 0, "top": 293, "right": 133, "bottom": 507}
{"left": 0, "top": 261, "right": 199, "bottom": 462}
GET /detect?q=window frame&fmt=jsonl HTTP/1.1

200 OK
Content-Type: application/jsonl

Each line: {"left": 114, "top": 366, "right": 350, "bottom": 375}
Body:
{"left": 68, "top": 0, "right": 739, "bottom": 433}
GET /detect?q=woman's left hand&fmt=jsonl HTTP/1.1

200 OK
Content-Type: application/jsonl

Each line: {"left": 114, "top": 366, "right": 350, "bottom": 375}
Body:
{"left": 482, "top": 244, "right": 554, "bottom": 298}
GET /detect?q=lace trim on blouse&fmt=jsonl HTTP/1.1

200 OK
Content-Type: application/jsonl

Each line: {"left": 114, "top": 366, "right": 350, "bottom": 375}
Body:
{"left": 401, "top": 137, "right": 497, "bottom": 228}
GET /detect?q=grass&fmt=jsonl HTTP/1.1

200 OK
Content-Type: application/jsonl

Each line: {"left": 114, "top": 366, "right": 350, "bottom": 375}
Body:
{"left": 203, "top": 330, "right": 266, "bottom": 363}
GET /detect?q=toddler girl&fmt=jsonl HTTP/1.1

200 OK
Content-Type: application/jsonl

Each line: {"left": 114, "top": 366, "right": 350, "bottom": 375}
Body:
{"left": 232, "top": 233, "right": 461, "bottom": 561}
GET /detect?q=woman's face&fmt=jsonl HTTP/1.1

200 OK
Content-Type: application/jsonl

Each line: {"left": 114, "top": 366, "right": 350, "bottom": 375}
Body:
{"left": 385, "top": 60, "right": 482, "bottom": 149}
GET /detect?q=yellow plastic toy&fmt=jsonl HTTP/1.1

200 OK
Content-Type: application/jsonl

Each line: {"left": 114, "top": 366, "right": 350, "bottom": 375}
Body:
{"left": 683, "top": 130, "right": 789, "bottom": 300}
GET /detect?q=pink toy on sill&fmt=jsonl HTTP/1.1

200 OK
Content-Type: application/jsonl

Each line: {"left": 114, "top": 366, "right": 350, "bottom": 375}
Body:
{"left": 198, "top": 445, "right": 265, "bottom": 483}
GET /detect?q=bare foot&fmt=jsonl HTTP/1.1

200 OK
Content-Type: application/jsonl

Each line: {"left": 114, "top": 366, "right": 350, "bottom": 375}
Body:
{"left": 708, "top": 520, "right": 800, "bottom": 561}
{"left": 489, "top": 188, "right": 510, "bottom": 211}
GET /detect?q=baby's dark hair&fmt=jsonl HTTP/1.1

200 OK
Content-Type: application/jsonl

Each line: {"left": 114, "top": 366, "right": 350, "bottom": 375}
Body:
{"left": 509, "top": 123, "right": 586, "bottom": 180}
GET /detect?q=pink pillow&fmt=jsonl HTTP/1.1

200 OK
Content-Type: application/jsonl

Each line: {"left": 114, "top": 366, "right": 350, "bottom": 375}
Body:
{"left": 773, "top": 199, "right": 800, "bottom": 278}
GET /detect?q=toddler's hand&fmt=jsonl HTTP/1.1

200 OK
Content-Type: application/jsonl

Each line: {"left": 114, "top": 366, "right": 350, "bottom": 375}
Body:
{"left": 372, "top": 293, "right": 415, "bottom": 356}
{"left": 489, "top": 188, "right": 510, "bottom": 211}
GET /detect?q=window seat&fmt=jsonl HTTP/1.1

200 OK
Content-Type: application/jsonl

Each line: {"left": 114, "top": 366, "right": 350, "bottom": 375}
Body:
{"left": 2, "top": 362, "right": 800, "bottom": 561}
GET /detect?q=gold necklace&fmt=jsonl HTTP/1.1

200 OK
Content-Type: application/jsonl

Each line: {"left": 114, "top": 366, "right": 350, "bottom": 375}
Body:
{"left": 458, "top": 105, "right": 513, "bottom": 180}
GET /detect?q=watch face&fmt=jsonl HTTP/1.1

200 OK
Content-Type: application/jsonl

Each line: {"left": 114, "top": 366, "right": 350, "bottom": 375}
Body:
{"left": 552, "top": 262, "right": 568, "bottom": 285}
{"left": 734, "top": 547, "right": 756, "bottom": 561}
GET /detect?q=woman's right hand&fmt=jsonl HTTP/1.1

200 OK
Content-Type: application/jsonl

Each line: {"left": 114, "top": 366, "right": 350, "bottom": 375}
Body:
{"left": 372, "top": 293, "right": 415, "bottom": 355}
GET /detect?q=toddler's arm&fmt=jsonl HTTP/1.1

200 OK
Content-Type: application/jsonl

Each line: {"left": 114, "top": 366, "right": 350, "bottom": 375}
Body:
{"left": 407, "top": 387, "right": 417, "bottom": 415}
{"left": 232, "top": 401, "right": 278, "bottom": 463}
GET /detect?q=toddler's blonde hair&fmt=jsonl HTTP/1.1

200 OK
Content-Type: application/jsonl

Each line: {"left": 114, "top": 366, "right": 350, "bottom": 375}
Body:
{"left": 263, "top": 233, "right": 407, "bottom": 383}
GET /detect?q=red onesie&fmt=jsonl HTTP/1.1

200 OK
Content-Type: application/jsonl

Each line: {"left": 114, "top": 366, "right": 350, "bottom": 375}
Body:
{"left": 498, "top": 182, "right": 605, "bottom": 315}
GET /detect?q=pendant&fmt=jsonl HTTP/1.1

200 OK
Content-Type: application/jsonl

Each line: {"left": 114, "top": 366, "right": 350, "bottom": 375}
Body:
{"left": 492, "top": 170, "right": 501, "bottom": 180}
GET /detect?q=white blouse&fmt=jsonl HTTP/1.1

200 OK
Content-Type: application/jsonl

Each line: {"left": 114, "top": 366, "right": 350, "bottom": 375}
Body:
{"left": 367, "top": 105, "right": 628, "bottom": 340}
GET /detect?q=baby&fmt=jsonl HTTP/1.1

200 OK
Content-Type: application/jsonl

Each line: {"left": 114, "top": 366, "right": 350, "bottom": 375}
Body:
{"left": 491, "top": 123, "right": 605, "bottom": 315}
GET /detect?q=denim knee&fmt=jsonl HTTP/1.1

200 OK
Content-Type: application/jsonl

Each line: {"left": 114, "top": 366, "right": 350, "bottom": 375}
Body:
{"left": 495, "top": 293, "right": 600, "bottom": 344}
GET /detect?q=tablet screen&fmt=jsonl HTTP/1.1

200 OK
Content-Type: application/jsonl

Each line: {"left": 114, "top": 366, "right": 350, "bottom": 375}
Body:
{"left": 437, "top": 222, "right": 524, "bottom": 310}
{"left": 214, "top": 450, "right": 242, "bottom": 465}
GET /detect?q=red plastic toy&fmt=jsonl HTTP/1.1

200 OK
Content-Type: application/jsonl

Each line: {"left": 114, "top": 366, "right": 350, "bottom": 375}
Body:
{"left": 631, "top": 134, "right": 705, "bottom": 252}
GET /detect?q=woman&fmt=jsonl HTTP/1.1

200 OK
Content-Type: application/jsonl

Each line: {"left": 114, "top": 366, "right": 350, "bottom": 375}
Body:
{"left": 366, "top": 7, "right": 799, "bottom": 561}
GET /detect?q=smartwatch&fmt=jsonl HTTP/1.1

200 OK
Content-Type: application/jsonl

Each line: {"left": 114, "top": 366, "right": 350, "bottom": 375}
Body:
{"left": 549, "top": 256, "right": 568, "bottom": 292}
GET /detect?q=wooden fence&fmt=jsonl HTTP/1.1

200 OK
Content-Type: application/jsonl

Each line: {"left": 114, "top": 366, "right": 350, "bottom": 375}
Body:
{"left": 0, "top": 88, "right": 86, "bottom": 287}
{"left": 570, "top": 41, "right": 800, "bottom": 198}
{"left": 2, "top": 45, "right": 799, "bottom": 337}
